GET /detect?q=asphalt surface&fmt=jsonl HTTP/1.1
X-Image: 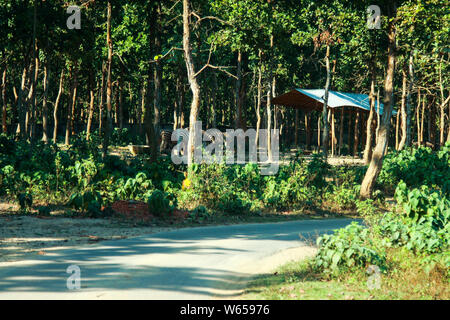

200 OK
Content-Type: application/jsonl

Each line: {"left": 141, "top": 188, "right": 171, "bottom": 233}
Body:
{"left": 0, "top": 218, "right": 357, "bottom": 299}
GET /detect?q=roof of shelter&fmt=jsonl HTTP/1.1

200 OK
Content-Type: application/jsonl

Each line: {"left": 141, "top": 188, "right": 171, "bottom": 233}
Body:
{"left": 273, "top": 88, "right": 390, "bottom": 115}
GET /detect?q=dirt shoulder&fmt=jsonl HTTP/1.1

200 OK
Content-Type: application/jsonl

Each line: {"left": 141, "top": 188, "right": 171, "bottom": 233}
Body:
{"left": 0, "top": 214, "right": 172, "bottom": 263}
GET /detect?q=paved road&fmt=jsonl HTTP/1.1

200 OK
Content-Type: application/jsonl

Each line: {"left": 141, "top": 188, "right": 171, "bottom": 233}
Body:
{"left": 0, "top": 218, "right": 356, "bottom": 299}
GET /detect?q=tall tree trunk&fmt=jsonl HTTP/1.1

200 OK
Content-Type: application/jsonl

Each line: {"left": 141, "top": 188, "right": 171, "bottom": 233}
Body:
{"left": 420, "top": 95, "right": 425, "bottom": 145}
{"left": 294, "top": 109, "right": 299, "bottom": 145}
{"left": 305, "top": 112, "right": 311, "bottom": 149}
{"left": 363, "top": 77, "right": 375, "bottom": 164}
{"left": 429, "top": 98, "right": 436, "bottom": 148}
{"left": 29, "top": 2, "right": 37, "bottom": 140}
{"left": 360, "top": 9, "right": 396, "bottom": 198}
{"left": 29, "top": 50, "right": 39, "bottom": 140}
{"left": 321, "top": 44, "right": 331, "bottom": 158}
{"left": 317, "top": 115, "right": 321, "bottom": 150}
{"left": 102, "top": 1, "right": 113, "bottom": 158}
{"left": 53, "top": 69, "right": 64, "bottom": 143}
{"left": 416, "top": 89, "right": 421, "bottom": 145}
{"left": 235, "top": 50, "right": 245, "bottom": 129}
{"left": 211, "top": 70, "right": 217, "bottom": 128}
{"left": 266, "top": 83, "right": 272, "bottom": 161}
{"left": 65, "top": 64, "right": 77, "bottom": 145}
{"left": 395, "top": 104, "right": 400, "bottom": 150}
{"left": 405, "top": 51, "right": 414, "bottom": 148}
{"left": 118, "top": 67, "right": 124, "bottom": 129}
{"left": 353, "top": 110, "right": 360, "bottom": 157}
{"left": 347, "top": 110, "right": 352, "bottom": 153}
{"left": 17, "top": 66, "right": 28, "bottom": 137}
{"left": 331, "top": 108, "right": 336, "bottom": 156}
{"left": 255, "top": 54, "right": 262, "bottom": 149}
{"left": 42, "top": 63, "right": 49, "bottom": 142}
{"left": 339, "top": 107, "right": 344, "bottom": 155}
{"left": 1, "top": 67, "right": 6, "bottom": 133}
{"left": 139, "top": 80, "right": 145, "bottom": 135}
{"left": 86, "top": 68, "right": 95, "bottom": 139}
{"left": 183, "top": 0, "right": 202, "bottom": 167}
{"left": 99, "top": 62, "right": 106, "bottom": 131}
{"left": 438, "top": 55, "right": 448, "bottom": 146}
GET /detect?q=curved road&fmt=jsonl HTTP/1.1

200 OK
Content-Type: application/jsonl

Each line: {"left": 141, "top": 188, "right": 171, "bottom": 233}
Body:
{"left": 0, "top": 218, "right": 356, "bottom": 299}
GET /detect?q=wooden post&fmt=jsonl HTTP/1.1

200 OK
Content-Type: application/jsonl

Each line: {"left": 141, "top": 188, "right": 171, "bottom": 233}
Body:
{"left": 305, "top": 112, "right": 311, "bottom": 149}
{"left": 331, "top": 108, "right": 335, "bottom": 156}
{"left": 295, "top": 109, "right": 299, "bottom": 146}
{"left": 395, "top": 106, "right": 400, "bottom": 150}
{"left": 339, "top": 107, "right": 344, "bottom": 155}
{"left": 353, "top": 110, "right": 360, "bottom": 157}
{"left": 347, "top": 109, "right": 352, "bottom": 155}
{"left": 317, "top": 114, "right": 321, "bottom": 150}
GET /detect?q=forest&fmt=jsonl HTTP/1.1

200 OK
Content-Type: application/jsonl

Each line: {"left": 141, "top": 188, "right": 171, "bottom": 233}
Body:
{"left": 0, "top": 0, "right": 449, "bottom": 300}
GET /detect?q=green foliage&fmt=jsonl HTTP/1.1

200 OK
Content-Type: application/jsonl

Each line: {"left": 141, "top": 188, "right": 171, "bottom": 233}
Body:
{"left": 394, "top": 181, "right": 449, "bottom": 224}
{"left": 147, "top": 189, "right": 172, "bottom": 217}
{"left": 355, "top": 199, "right": 379, "bottom": 217}
{"left": 67, "top": 190, "right": 103, "bottom": 216}
{"left": 186, "top": 205, "right": 211, "bottom": 223}
{"left": 379, "top": 143, "right": 450, "bottom": 194}
{"left": 113, "top": 172, "right": 154, "bottom": 202}
{"left": 325, "top": 184, "right": 359, "bottom": 210}
{"left": 315, "top": 222, "right": 386, "bottom": 275}
{"left": 18, "top": 193, "right": 32, "bottom": 211}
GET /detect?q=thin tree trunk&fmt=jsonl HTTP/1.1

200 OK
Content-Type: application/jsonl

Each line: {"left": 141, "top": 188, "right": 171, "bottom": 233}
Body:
{"left": 353, "top": 110, "right": 360, "bottom": 157}
{"left": 53, "top": 69, "right": 64, "bottom": 143}
{"left": 29, "top": 51, "right": 39, "bottom": 140}
{"left": 235, "top": 50, "right": 245, "bottom": 129}
{"left": 42, "top": 63, "right": 49, "bottom": 142}
{"left": 65, "top": 64, "right": 77, "bottom": 145}
{"left": 1, "top": 67, "right": 6, "bottom": 133}
{"left": 375, "top": 90, "right": 380, "bottom": 144}
{"left": 420, "top": 95, "right": 425, "bottom": 145}
{"left": 183, "top": 0, "right": 203, "bottom": 167}
{"left": 339, "top": 106, "right": 344, "bottom": 155}
{"left": 99, "top": 62, "right": 106, "bottom": 131}
{"left": 395, "top": 103, "right": 400, "bottom": 150}
{"left": 294, "top": 109, "right": 299, "bottom": 145}
{"left": 331, "top": 108, "right": 335, "bottom": 156}
{"left": 211, "top": 70, "right": 217, "bottom": 128}
{"left": 139, "top": 80, "right": 145, "bottom": 135}
{"left": 416, "top": 89, "right": 421, "bottom": 145}
{"left": 405, "top": 51, "right": 414, "bottom": 147}
{"left": 360, "top": 10, "right": 396, "bottom": 198}
{"left": 429, "top": 98, "right": 436, "bottom": 148}
{"left": 348, "top": 110, "right": 352, "bottom": 153}
{"left": 102, "top": 1, "right": 113, "bottom": 158}
{"left": 321, "top": 44, "right": 331, "bottom": 158}
{"left": 317, "top": 115, "right": 321, "bottom": 150}
{"left": 305, "top": 112, "right": 311, "bottom": 149}
{"left": 118, "top": 67, "right": 124, "bottom": 129}
{"left": 363, "top": 77, "right": 375, "bottom": 163}
{"left": 255, "top": 54, "right": 262, "bottom": 149}
{"left": 86, "top": 69, "right": 95, "bottom": 139}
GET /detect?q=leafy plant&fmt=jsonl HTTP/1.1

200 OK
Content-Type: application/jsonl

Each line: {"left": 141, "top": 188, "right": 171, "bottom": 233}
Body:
{"left": 315, "top": 222, "right": 386, "bottom": 275}
{"left": 148, "top": 190, "right": 172, "bottom": 217}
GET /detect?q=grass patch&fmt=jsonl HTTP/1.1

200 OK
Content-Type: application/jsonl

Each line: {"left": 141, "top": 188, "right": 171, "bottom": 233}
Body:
{"left": 241, "top": 248, "right": 449, "bottom": 300}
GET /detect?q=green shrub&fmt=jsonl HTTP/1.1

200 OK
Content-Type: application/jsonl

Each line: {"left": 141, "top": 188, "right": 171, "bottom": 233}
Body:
{"left": 187, "top": 205, "right": 210, "bottom": 223}
{"left": 148, "top": 189, "right": 172, "bottom": 217}
{"left": 217, "top": 193, "right": 252, "bottom": 215}
{"left": 394, "top": 181, "right": 449, "bottom": 225}
{"left": 325, "top": 184, "right": 359, "bottom": 210}
{"left": 67, "top": 190, "right": 103, "bottom": 216}
{"left": 113, "top": 172, "right": 154, "bottom": 201}
{"left": 379, "top": 143, "right": 450, "bottom": 194}
{"left": 315, "top": 222, "right": 386, "bottom": 275}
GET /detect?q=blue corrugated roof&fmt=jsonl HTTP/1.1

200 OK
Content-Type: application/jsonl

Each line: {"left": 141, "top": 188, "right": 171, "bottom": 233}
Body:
{"left": 296, "top": 89, "right": 390, "bottom": 115}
